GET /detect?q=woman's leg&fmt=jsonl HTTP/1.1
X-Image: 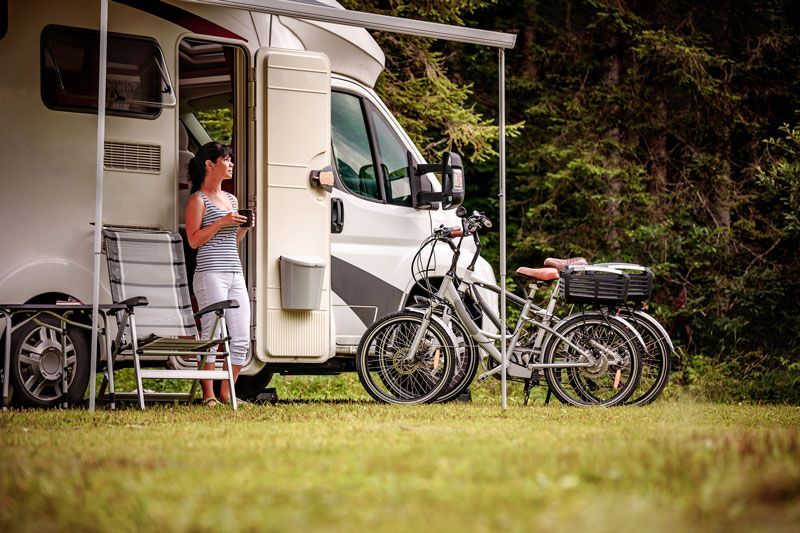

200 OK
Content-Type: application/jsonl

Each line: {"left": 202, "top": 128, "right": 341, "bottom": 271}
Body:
{"left": 193, "top": 271, "right": 228, "bottom": 402}
{"left": 219, "top": 272, "right": 251, "bottom": 403}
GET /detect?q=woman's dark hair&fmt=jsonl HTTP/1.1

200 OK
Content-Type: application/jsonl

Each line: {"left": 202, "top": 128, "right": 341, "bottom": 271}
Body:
{"left": 187, "top": 141, "right": 234, "bottom": 193}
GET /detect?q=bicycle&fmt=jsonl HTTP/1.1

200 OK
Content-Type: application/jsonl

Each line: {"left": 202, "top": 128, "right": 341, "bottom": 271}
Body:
{"left": 543, "top": 258, "right": 673, "bottom": 405}
{"left": 355, "top": 208, "right": 645, "bottom": 406}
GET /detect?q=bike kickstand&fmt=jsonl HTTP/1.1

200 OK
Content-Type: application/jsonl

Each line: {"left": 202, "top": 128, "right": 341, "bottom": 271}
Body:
{"left": 523, "top": 379, "right": 532, "bottom": 406}
{"left": 544, "top": 387, "right": 552, "bottom": 406}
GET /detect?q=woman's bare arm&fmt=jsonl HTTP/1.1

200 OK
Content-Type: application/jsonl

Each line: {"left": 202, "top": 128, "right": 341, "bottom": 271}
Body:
{"left": 185, "top": 194, "right": 243, "bottom": 249}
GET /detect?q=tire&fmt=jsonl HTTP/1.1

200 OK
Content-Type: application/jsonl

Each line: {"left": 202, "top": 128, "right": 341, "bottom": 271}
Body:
{"left": 9, "top": 314, "right": 90, "bottom": 408}
{"left": 617, "top": 310, "right": 671, "bottom": 405}
{"left": 234, "top": 364, "right": 274, "bottom": 400}
{"left": 356, "top": 312, "right": 456, "bottom": 404}
{"left": 542, "top": 314, "right": 641, "bottom": 407}
{"left": 434, "top": 317, "right": 480, "bottom": 403}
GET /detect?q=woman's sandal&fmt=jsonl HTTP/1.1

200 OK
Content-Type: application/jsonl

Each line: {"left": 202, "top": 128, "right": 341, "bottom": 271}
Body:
{"left": 203, "top": 397, "right": 219, "bottom": 408}
{"left": 220, "top": 397, "right": 249, "bottom": 406}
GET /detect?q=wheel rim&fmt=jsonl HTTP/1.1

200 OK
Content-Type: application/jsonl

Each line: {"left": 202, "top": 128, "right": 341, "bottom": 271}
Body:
{"left": 622, "top": 314, "right": 669, "bottom": 405}
{"left": 361, "top": 317, "right": 452, "bottom": 403}
{"left": 548, "top": 321, "right": 637, "bottom": 405}
{"left": 16, "top": 325, "right": 77, "bottom": 402}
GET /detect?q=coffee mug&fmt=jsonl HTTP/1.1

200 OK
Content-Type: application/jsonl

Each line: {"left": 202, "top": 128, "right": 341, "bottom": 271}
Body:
{"left": 238, "top": 209, "right": 253, "bottom": 227}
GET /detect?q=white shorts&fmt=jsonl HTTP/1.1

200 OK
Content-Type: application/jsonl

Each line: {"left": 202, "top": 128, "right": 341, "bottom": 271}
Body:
{"left": 192, "top": 271, "right": 250, "bottom": 366}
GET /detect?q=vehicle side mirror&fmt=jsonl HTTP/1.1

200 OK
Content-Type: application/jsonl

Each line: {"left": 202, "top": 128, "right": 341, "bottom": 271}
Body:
{"left": 407, "top": 150, "right": 465, "bottom": 210}
{"left": 440, "top": 152, "right": 465, "bottom": 210}
{"left": 407, "top": 151, "right": 436, "bottom": 209}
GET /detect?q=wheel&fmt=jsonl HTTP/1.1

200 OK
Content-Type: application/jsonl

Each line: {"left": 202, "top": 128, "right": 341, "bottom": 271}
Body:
{"left": 234, "top": 364, "right": 274, "bottom": 400}
{"left": 617, "top": 310, "right": 671, "bottom": 405}
{"left": 356, "top": 312, "right": 456, "bottom": 404}
{"left": 542, "top": 314, "right": 641, "bottom": 406}
{"left": 9, "top": 314, "right": 90, "bottom": 408}
{"left": 434, "top": 317, "right": 480, "bottom": 403}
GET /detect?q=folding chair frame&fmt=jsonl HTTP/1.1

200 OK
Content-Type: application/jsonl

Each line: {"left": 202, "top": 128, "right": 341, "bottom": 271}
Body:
{"left": 99, "top": 297, "right": 239, "bottom": 410}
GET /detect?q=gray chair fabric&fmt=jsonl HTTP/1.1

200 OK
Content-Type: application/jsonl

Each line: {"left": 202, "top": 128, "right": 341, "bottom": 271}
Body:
{"left": 104, "top": 229, "right": 196, "bottom": 338}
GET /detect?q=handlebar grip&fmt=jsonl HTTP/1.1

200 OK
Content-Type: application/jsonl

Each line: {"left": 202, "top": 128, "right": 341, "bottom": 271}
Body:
{"left": 448, "top": 227, "right": 464, "bottom": 238}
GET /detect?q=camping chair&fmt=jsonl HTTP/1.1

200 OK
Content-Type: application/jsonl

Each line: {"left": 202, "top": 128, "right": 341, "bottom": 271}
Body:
{"left": 100, "top": 229, "right": 238, "bottom": 410}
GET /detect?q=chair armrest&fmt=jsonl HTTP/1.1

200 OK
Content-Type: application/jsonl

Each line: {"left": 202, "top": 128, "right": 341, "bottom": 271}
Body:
{"left": 120, "top": 296, "right": 149, "bottom": 308}
{"left": 195, "top": 299, "right": 239, "bottom": 318}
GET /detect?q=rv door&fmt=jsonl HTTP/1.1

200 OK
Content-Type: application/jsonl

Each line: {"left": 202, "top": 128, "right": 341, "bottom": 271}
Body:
{"left": 254, "top": 49, "right": 332, "bottom": 361}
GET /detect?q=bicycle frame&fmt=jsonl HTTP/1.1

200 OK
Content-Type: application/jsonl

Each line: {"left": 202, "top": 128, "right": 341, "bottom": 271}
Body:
{"left": 406, "top": 234, "right": 618, "bottom": 382}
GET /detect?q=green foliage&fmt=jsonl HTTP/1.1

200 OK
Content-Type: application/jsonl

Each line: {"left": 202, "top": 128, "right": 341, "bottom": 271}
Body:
{"left": 196, "top": 107, "right": 233, "bottom": 144}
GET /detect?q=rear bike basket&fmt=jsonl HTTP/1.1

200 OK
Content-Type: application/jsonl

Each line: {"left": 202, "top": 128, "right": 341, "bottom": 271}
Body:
{"left": 595, "top": 263, "right": 653, "bottom": 302}
{"left": 559, "top": 268, "right": 629, "bottom": 305}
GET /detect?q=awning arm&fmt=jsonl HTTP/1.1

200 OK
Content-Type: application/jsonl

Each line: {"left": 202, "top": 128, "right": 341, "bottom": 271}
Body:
{"left": 181, "top": 0, "right": 517, "bottom": 49}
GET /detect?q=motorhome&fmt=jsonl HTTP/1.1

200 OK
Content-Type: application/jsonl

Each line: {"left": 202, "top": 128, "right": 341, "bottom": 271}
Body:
{"left": 0, "top": 0, "right": 498, "bottom": 407}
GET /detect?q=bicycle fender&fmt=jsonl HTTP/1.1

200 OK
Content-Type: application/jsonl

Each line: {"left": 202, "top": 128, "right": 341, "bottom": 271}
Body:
{"left": 578, "top": 311, "right": 648, "bottom": 353}
{"left": 400, "top": 307, "right": 461, "bottom": 353}
{"left": 631, "top": 310, "right": 676, "bottom": 353}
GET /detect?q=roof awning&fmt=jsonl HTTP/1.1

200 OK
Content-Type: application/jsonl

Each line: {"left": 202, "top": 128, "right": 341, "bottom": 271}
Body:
{"left": 181, "top": 0, "right": 517, "bottom": 49}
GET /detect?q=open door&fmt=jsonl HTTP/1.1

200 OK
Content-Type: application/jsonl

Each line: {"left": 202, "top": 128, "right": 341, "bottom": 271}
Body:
{"left": 254, "top": 49, "right": 332, "bottom": 361}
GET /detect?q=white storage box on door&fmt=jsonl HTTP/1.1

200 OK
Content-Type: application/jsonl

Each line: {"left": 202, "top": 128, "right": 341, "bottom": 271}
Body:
{"left": 279, "top": 256, "right": 326, "bottom": 310}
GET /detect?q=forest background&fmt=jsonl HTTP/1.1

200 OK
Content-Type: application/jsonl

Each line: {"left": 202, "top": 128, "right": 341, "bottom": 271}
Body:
{"left": 340, "top": 0, "right": 800, "bottom": 403}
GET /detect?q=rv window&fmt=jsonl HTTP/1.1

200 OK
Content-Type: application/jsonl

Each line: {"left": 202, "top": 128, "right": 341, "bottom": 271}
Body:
{"left": 331, "top": 92, "right": 381, "bottom": 201}
{"left": 1, "top": 0, "right": 7, "bottom": 40}
{"left": 367, "top": 103, "right": 413, "bottom": 207}
{"left": 41, "top": 25, "right": 175, "bottom": 118}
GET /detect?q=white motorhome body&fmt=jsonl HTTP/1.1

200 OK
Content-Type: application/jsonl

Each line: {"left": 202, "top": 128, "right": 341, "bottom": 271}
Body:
{"left": 0, "top": 0, "right": 497, "bottom": 405}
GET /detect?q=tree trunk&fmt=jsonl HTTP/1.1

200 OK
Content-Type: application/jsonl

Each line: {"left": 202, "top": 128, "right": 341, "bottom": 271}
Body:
{"left": 712, "top": 147, "right": 732, "bottom": 230}
{"left": 604, "top": 54, "right": 622, "bottom": 247}
{"left": 649, "top": 93, "right": 668, "bottom": 207}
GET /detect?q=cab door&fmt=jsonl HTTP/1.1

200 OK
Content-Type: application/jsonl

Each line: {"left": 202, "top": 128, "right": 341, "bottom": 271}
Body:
{"left": 254, "top": 49, "right": 332, "bottom": 361}
{"left": 329, "top": 87, "right": 433, "bottom": 347}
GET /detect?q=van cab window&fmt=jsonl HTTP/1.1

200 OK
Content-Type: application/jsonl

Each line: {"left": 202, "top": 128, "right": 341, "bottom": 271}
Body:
{"left": 41, "top": 25, "right": 175, "bottom": 118}
{"left": 331, "top": 91, "right": 380, "bottom": 200}
{"left": 367, "top": 104, "right": 413, "bottom": 207}
{"left": 332, "top": 91, "right": 415, "bottom": 206}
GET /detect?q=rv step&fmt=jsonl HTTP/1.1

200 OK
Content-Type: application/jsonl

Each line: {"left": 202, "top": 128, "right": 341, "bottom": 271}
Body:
{"left": 105, "top": 392, "right": 194, "bottom": 403}
{"left": 137, "top": 369, "right": 229, "bottom": 380}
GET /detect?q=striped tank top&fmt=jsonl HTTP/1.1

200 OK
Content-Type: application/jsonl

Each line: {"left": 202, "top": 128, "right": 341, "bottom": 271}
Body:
{"left": 195, "top": 191, "right": 243, "bottom": 273}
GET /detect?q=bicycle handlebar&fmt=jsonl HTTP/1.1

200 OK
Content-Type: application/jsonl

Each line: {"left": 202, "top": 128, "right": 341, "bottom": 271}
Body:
{"left": 434, "top": 211, "right": 493, "bottom": 241}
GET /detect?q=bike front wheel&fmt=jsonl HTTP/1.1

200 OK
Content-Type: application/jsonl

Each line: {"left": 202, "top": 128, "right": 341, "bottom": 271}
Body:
{"left": 434, "top": 316, "right": 480, "bottom": 403}
{"left": 356, "top": 312, "right": 457, "bottom": 404}
{"left": 542, "top": 314, "right": 642, "bottom": 406}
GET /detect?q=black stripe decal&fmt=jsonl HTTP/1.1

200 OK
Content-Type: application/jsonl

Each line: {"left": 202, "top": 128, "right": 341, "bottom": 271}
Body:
{"left": 331, "top": 256, "right": 405, "bottom": 327}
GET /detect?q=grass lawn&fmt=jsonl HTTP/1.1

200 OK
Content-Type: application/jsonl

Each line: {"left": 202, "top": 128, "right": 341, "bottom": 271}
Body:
{"left": 1, "top": 375, "right": 799, "bottom": 532}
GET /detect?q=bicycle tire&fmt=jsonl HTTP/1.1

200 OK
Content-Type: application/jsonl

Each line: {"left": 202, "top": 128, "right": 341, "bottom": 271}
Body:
{"left": 356, "top": 312, "right": 456, "bottom": 404}
{"left": 434, "top": 317, "right": 480, "bottom": 403}
{"left": 617, "top": 309, "right": 671, "bottom": 405}
{"left": 542, "top": 313, "right": 641, "bottom": 406}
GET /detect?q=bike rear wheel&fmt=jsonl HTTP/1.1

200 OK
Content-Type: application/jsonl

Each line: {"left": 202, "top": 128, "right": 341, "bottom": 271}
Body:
{"left": 542, "top": 314, "right": 641, "bottom": 406}
{"left": 617, "top": 309, "right": 671, "bottom": 405}
{"left": 356, "top": 312, "right": 456, "bottom": 404}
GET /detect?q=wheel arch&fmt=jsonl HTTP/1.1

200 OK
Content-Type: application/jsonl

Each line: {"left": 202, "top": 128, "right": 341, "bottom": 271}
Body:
{"left": 0, "top": 258, "right": 112, "bottom": 306}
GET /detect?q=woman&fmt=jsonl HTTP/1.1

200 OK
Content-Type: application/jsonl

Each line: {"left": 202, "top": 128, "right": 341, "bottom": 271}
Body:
{"left": 185, "top": 142, "right": 253, "bottom": 407}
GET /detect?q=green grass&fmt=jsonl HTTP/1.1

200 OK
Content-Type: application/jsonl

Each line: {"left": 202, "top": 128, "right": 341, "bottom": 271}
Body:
{"left": 2, "top": 376, "right": 799, "bottom": 532}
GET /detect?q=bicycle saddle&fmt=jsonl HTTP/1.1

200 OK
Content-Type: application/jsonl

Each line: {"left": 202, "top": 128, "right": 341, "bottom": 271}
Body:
{"left": 515, "top": 267, "right": 559, "bottom": 281}
{"left": 543, "top": 257, "right": 588, "bottom": 269}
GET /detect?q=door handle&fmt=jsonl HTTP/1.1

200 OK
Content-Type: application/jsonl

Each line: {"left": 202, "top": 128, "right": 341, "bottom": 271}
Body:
{"left": 331, "top": 198, "right": 344, "bottom": 233}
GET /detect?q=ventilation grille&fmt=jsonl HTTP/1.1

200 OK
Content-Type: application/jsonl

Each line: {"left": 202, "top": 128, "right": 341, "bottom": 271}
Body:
{"left": 104, "top": 141, "right": 161, "bottom": 173}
